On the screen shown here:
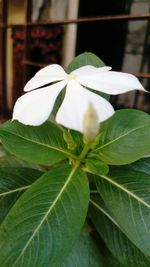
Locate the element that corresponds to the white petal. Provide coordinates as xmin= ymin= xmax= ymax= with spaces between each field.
xmin=56 ymin=80 xmax=114 ymax=133
xmin=77 ymin=70 xmax=145 ymax=95
xmin=35 ymin=64 xmax=66 ymax=77
xmin=13 ymin=80 xmax=67 ymax=126
xmin=72 ymin=65 xmax=112 ymax=77
xmin=24 ymin=64 xmax=66 ymax=92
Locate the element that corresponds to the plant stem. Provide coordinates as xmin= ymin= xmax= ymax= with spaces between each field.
xmin=67 ymin=138 xmax=92 ymax=167
xmin=78 ymin=143 xmax=91 ymax=161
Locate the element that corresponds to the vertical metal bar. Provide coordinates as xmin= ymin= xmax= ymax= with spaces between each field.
xmin=23 ymin=0 xmax=32 ymax=84
xmin=0 ymin=0 xmax=8 ymax=117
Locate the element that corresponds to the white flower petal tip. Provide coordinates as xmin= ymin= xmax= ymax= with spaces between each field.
xmin=24 ymin=64 xmax=67 ymax=92
xmin=35 ymin=64 xmax=66 ymax=77
xmin=76 ymin=67 xmax=147 ymax=95
xmin=122 ymin=73 xmax=146 ymax=92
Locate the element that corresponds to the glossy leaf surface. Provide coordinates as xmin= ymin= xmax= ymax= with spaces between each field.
xmin=0 ymin=167 xmax=43 ymax=224
xmin=0 ymin=121 xmax=69 ymax=165
xmin=67 ymin=52 xmax=105 ymax=73
xmin=0 ymin=165 xmax=89 ymax=267
xmin=85 ymin=158 xmax=109 ymax=176
xmin=96 ymin=166 xmax=150 ymax=256
xmin=89 ymin=195 xmax=150 ymax=267
xmin=91 ymin=109 xmax=150 ymax=165
xmin=62 ymin=225 xmax=104 ymax=267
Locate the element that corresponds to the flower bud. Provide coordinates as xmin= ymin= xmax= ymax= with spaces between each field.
xmin=83 ymin=103 xmax=100 ymax=144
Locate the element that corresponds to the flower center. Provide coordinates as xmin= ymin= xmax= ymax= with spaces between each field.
xmin=66 ymin=73 xmax=76 ymax=81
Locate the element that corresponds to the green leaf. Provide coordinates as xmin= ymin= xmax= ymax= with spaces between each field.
xmin=89 ymin=195 xmax=150 ymax=267
xmin=95 ymin=166 xmax=150 ymax=256
xmin=0 ymin=165 xmax=89 ymax=267
xmin=0 ymin=143 xmax=45 ymax=170
xmin=0 ymin=120 xmax=72 ymax=165
xmin=129 ymin=157 xmax=150 ymax=175
xmin=70 ymin=129 xmax=84 ymax=153
xmin=61 ymin=225 xmax=104 ymax=267
xmin=91 ymin=109 xmax=150 ymax=165
xmin=66 ymin=52 xmax=105 ymax=73
xmin=102 ymin=248 xmax=125 ymax=267
xmin=84 ymin=158 xmax=109 ymax=176
xmin=0 ymin=167 xmax=43 ymax=224
xmin=86 ymin=227 xmax=124 ymax=267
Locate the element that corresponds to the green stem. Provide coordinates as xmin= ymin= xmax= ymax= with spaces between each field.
xmin=71 ymin=145 xmax=90 ymax=170
xmin=67 ymin=143 xmax=91 ymax=167
xmin=66 ymin=137 xmax=92 ymax=168
xmin=78 ymin=143 xmax=91 ymax=161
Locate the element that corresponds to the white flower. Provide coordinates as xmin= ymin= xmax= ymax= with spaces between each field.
xmin=12 ymin=64 xmax=145 ymax=133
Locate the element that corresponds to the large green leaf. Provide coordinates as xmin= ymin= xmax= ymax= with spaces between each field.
xmin=95 ymin=166 xmax=150 ymax=256
xmin=90 ymin=109 xmax=150 ymax=165
xmin=0 ymin=143 xmax=45 ymax=170
xmin=0 ymin=120 xmax=72 ymax=165
xmin=0 ymin=165 xmax=89 ymax=267
xmin=89 ymin=195 xmax=150 ymax=267
xmin=66 ymin=52 xmax=105 ymax=73
xmin=0 ymin=167 xmax=43 ymax=224
xmin=61 ymin=225 xmax=104 ymax=267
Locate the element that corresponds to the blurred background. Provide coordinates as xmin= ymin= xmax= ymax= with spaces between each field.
xmin=0 ymin=0 xmax=150 ymax=120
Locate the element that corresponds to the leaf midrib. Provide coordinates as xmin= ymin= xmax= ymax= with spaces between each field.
xmin=93 ymin=123 xmax=150 ymax=153
xmin=0 ymin=185 xmax=30 ymax=197
xmin=90 ymin=198 xmax=120 ymax=228
xmin=1 ymin=130 xmax=75 ymax=159
xmin=100 ymin=175 xmax=150 ymax=209
xmin=12 ymin=165 xmax=79 ymax=267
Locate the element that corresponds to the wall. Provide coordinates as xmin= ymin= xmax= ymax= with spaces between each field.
xmin=6 ymin=0 xmax=25 ymax=109
xmin=118 ymin=0 xmax=150 ymax=111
